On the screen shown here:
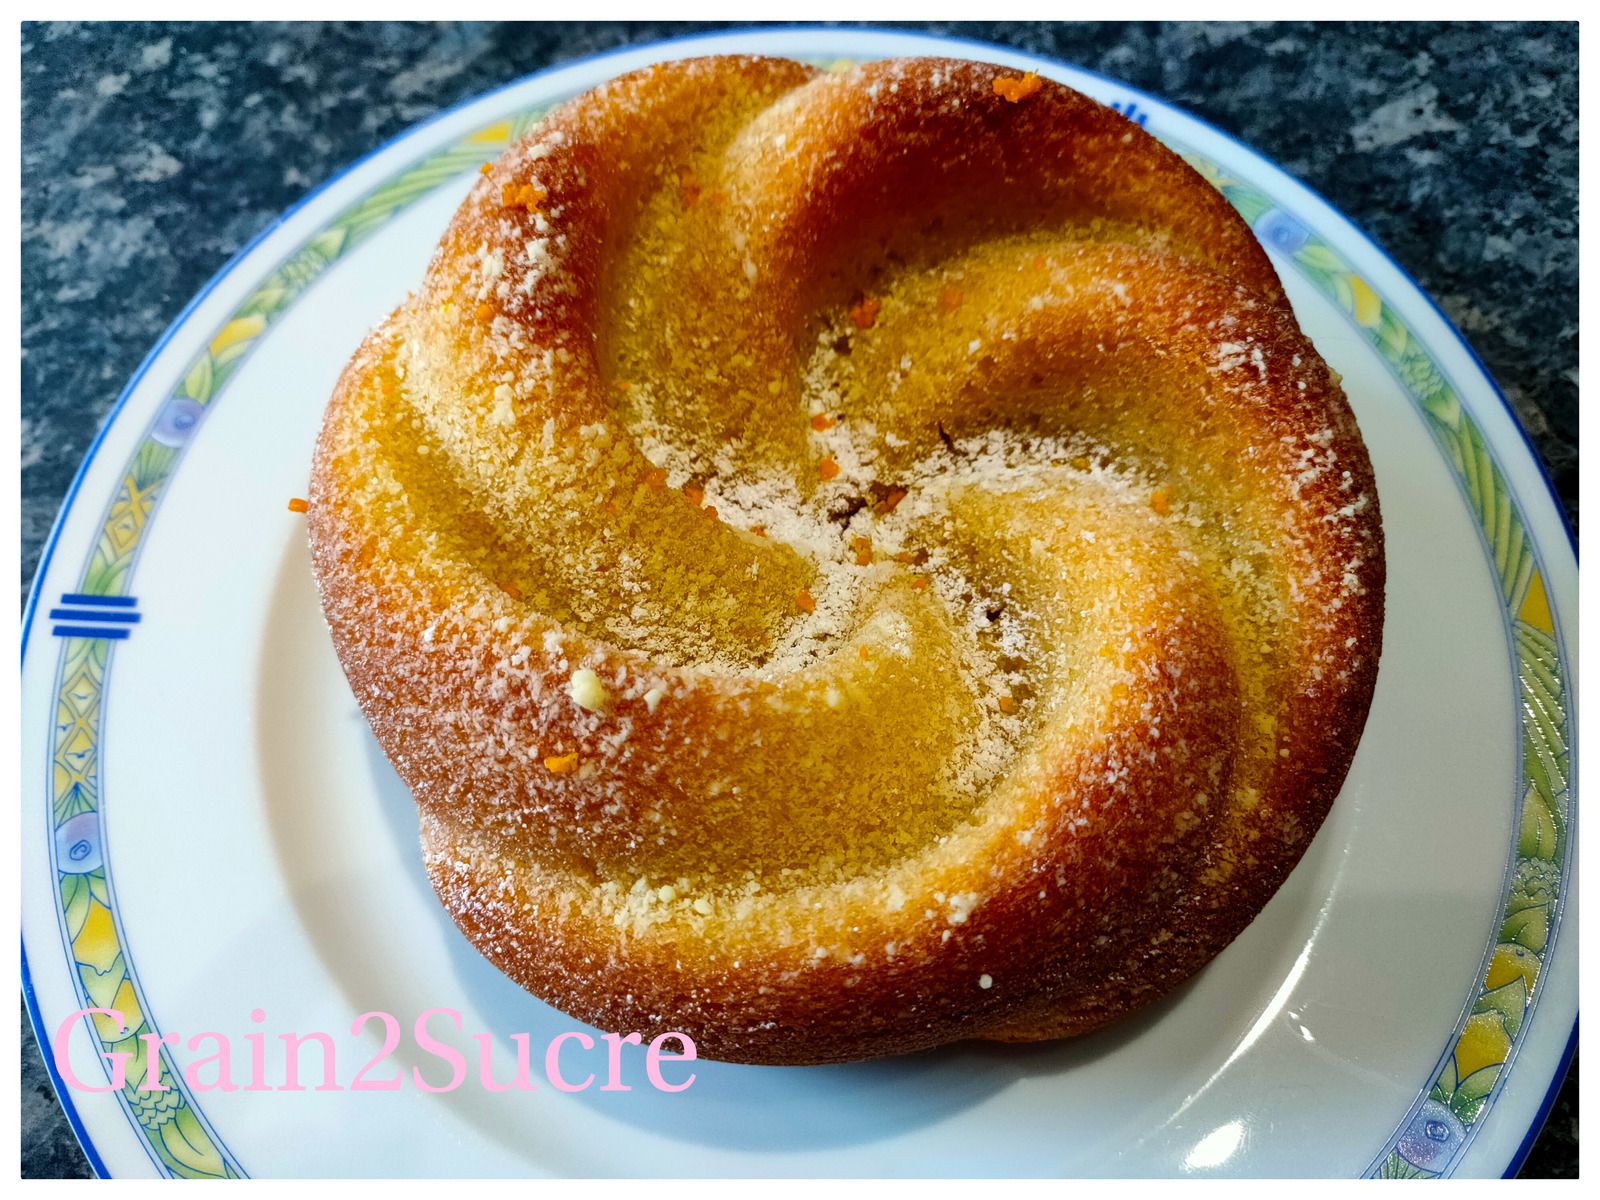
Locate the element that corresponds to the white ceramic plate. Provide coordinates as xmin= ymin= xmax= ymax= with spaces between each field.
xmin=21 ymin=29 xmax=1577 ymax=1178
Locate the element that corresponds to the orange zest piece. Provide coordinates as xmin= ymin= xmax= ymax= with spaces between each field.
xmin=500 ymin=181 xmax=548 ymax=212
xmin=479 ymin=162 xmax=492 ymax=176
xmin=701 ymin=505 xmax=719 ymax=522
xmin=683 ymin=485 xmax=705 ymax=506
xmin=848 ymin=296 xmax=882 ymax=329
xmin=893 ymin=549 xmax=924 ymax=565
xmin=938 ymin=285 xmax=964 ymax=313
xmin=850 ymin=535 xmax=874 ymax=566
xmin=498 ymin=580 xmax=524 ymax=601
xmin=1031 ymin=254 xmax=1048 ymax=272
xmin=873 ymin=486 xmax=908 ymax=516
xmin=810 ymin=412 xmax=836 ymax=432
xmin=475 ymin=302 xmax=494 ymax=324
xmin=751 ymin=524 xmax=767 ymax=538
xmin=286 ymin=497 xmax=309 ymax=514
xmin=1150 ymin=487 xmax=1171 ymax=515
xmin=796 ymin=587 xmax=817 ymax=614
xmin=998 ymin=694 xmax=1017 ymax=714
xmin=544 ymin=753 xmax=580 ymax=774
xmin=818 ymin=455 xmax=841 ymax=481
xmin=909 ymin=576 xmax=929 ymax=590
xmin=644 ymin=467 xmax=668 ymax=490
xmin=858 ymin=645 xmax=872 ymax=662
xmin=993 ymin=72 xmax=1043 ymax=103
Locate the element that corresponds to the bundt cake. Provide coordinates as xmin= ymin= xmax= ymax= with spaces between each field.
xmin=306 ymin=55 xmax=1384 ymax=1065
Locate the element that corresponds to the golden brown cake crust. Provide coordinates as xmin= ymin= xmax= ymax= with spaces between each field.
xmin=307 ymin=55 xmax=1384 ymax=1065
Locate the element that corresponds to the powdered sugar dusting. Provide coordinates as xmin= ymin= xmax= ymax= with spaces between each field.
xmin=307 ymin=53 xmax=1385 ymax=1065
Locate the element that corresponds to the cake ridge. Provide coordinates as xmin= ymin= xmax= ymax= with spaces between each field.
xmin=307 ymin=54 xmax=1384 ymax=1064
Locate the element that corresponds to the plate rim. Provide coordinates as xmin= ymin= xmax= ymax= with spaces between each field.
xmin=20 ymin=24 xmax=1577 ymax=1179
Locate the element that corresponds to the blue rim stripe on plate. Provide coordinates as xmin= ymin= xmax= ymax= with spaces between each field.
xmin=20 ymin=28 xmax=1576 ymax=1178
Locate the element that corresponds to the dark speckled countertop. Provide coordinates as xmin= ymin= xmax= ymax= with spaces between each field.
xmin=20 ymin=21 xmax=1576 ymax=1178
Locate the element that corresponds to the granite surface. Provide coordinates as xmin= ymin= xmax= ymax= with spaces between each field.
xmin=20 ymin=21 xmax=1576 ymax=1178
